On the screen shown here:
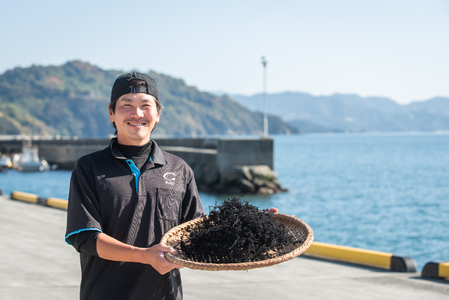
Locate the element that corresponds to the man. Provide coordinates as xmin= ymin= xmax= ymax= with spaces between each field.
xmin=65 ymin=72 xmax=205 ymax=300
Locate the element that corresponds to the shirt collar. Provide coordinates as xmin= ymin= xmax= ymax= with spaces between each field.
xmin=109 ymin=137 xmax=167 ymax=166
xmin=150 ymin=140 xmax=167 ymax=166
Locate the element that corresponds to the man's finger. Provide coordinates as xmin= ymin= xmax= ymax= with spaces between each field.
xmin=267 ymin=207 xmax=279 ymax=213
xmin=157 ymin=243 xmax=178 ymax=254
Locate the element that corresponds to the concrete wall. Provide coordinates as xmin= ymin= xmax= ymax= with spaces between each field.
xmin=154 ymin=138 xmax=219 ymax=149
xmin=0 ymin=137 xmax=276 ymax=193
xmin=0 ymin=137 xmax=273 ymax=173
xmin=216 ymin=139 xmax=273 ymax=176
xmin=39 ymin=143 xmax=109 ymax=169
xmin=0 ymin=138 xmax=110 ymax=169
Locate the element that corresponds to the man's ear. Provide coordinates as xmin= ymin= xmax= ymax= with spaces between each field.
xmin=108 ymin=105 xmax=115 ymax=122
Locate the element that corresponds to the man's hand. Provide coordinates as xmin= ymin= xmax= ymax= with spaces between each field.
xmin=96 ymin=233 xmax=183 ymax=275
xmin=144 ymin=243 xmax=184 ymax=275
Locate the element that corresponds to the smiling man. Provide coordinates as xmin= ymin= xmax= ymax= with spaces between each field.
xmin=65 ymin=72 xmax=205 ymax=300
xmin=109 ymin=74 xmax=161 ymax=146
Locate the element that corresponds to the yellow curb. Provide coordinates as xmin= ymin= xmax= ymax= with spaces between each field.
xmin=46 ymin=197 xmax=68 ymax=210
xmin=439 ymin=262 xmax=449 ymax=278
xmin=305 ymin=241 xmax=392 ymax=269
xmin=10 ymin=191 xmax=39 ymax=204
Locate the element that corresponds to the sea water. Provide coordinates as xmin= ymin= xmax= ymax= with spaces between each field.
xmin=1 ymin=132 xmax=448 ymax=270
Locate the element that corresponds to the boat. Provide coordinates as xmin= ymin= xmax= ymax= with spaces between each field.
xmin=14 ymin=146 xmax=49 ymax=172
xmin=0 ymin=154 xmax=13 ymax=169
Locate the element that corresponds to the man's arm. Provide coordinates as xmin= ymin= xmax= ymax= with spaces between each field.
xmin=68 ymin=230 xmax=100 ymax=256
xmin=96 ymin=233 xmax=183 ymax=275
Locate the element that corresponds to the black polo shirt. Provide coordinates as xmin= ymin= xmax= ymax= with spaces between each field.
xmin=65 ymin=138 xmax=205 ymax=300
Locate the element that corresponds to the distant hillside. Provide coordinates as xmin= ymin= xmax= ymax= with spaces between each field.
xmin=231 ymin=92 xmax=449 ymax=133
xmin=404 ymin=97 xmax=449 ymax=116
xmin=0 ymin=61 xmax=298 ymax=137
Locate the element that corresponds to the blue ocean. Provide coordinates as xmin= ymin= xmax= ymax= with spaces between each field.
xmin=1 ymin=132 xmax=448 ymax=270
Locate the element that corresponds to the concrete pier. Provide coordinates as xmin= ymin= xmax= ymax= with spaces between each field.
xmin=1 ymin=195 xmax=448 ymax=300
xmin=0 ymin=137 xmax=283 ymax=194
xmin=0 ymin=137 xmax=273 ymax=171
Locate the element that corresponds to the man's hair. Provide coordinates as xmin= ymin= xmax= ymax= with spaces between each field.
xmin=109 ymin=79 xmax=163 ymax=131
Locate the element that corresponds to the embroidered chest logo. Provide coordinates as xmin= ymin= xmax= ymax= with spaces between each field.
xmin=163 ymin=172 xmax=176 ymax=185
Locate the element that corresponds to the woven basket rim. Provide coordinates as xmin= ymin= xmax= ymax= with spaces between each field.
xmin=161 ymin=213 xmax=314 ymax=271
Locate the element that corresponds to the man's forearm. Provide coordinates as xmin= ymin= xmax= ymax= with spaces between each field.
xmin=96 ymin=233 xmax=147 ymax=263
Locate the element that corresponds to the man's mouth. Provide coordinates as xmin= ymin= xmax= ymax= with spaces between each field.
xmin=127 ymin=122 xmax=147 ymax=127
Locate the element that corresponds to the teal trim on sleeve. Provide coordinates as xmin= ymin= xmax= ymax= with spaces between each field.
xmin=126 ymin=159 xmax=141 ymax=194
xmin=65 ymin=228 xmax=102 ymax=245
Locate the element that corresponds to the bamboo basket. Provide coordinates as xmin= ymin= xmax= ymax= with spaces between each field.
xmin=161 ymin=213 xmax=314 ymax=271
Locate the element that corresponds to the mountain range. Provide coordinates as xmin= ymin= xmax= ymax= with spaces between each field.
xmin=0 ymin=61 xmax=297 ymax=137
xmin=231 ymin=92 xmax=449 ymax=133
xmin=1 ymin=60 xmax=447 ymax=137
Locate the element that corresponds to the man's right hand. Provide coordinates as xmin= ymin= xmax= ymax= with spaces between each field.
xmin=96 ymin=233 xmax=183 ymax=275
xmin=144 ymin=243 xmax=184 ymax=275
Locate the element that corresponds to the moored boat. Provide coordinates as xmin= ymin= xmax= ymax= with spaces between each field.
xmin=14 ymin=146 xmax=49 ymax=172
xmin=0 ymin=154 xmax=13 ymax=169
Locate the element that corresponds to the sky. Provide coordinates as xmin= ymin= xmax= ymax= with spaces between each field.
xmin=1 ymin=0 xmax=448 ymax=104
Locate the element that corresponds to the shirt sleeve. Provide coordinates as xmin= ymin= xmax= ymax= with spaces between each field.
xmin=68 ymin=230 xmax=100 ymax=256
xmin=180 ymin=168 xmax=206 ymax=223
xmin=65 ymin=157 xmax=104 ymax=244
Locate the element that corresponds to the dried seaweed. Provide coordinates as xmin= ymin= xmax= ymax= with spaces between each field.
xmin=179 ymin=197 xmax=298 ymax=263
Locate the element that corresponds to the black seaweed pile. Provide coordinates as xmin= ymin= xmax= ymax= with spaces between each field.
xmin=180 ymin=197 xmax=298 ymax=263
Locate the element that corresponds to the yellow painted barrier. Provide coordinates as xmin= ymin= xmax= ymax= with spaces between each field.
xmin=10 ymin=191 xmax=68 ymax=210
xmin=439 ymin=262 xmax=449 ymax=278
xmin=422 ymin=261 xmax=449 ymax=279
xmin=305 ymin=241 xmax=416 ymax=272
xmin=46 ymin=198 xmax=68 ymax=210
xmin=10 ymin=191 xmax=39 ymax=204
xmin=305 ymin=241 xmax=391 ymax=269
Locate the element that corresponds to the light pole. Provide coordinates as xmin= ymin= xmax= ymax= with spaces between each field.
xmin=261 ymin=56 xmax=268 ymax=138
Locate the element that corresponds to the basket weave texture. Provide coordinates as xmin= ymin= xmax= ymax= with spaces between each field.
xmin=161 ymin=213 xmax=314 ymax=271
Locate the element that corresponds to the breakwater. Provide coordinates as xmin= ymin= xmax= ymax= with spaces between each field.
xmin=0 ymin=136 xmax=285 ymax=194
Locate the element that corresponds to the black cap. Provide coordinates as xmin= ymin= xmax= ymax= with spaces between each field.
xmin=111 ymin=72 xmax=159 ymax=103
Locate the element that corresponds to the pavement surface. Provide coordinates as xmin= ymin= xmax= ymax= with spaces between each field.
xmin=1 ymin=195 xmax=448 ymax=300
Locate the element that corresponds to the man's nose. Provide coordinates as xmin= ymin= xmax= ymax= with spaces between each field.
xmin=132 ymin=107 xmax=144 ymax=117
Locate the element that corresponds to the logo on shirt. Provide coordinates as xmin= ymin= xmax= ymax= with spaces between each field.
xmin=163 ymin=172 xmax=176 ymax=185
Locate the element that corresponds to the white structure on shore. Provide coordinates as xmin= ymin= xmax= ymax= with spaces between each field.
xmin=14 ymin=146 xmax=49 ymax=172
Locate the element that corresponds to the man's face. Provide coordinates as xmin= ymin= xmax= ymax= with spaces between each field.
xmin=109 ymin=93 xmax=160 ymax=146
